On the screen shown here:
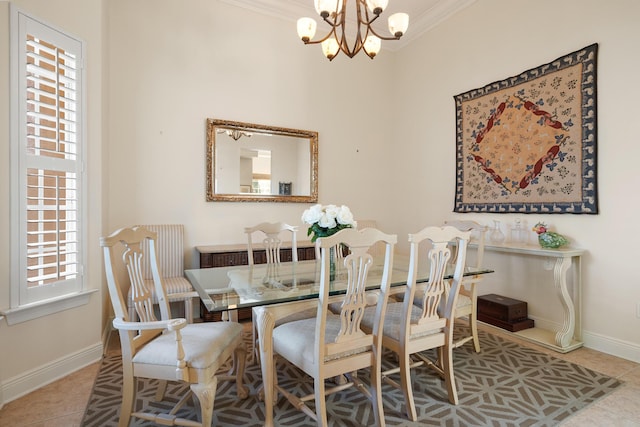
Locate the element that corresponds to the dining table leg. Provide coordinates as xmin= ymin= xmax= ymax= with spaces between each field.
xmin=254 ymin=306 xmax=276 ymax=427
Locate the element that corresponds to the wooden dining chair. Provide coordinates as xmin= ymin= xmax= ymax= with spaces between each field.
xmin=444 ymin=219 xmax=487 ymax=353
xmin=245 ymin=221 xmax=298 ymax=265
xmin=256 ymin=227 xmax=397 ymax=426
xmin=245 ymin=221 xmax=300 ymax=362
xmin=101 ymin=226 xmax=248 ymax=427
xmin=360 ymin=225 xmax=470 ymax=421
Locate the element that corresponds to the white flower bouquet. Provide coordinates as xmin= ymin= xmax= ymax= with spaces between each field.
xmin=301 ymin=204 xmax=357 ymax=243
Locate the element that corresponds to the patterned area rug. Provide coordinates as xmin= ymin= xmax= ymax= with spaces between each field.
xmin=82 ymin=329 xmax=621 ymax=426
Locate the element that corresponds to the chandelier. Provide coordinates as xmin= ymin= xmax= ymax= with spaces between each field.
xmin=217 ymin=128 xmax=253 ymax=141
xmin=296 ymin=0 xmax=409 ymax=60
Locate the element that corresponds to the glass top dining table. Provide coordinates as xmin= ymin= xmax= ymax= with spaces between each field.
xmin=185 ymin=255 xmax=493 ymax=427
xmin=184 ymin=255 xmax=494 ymax=313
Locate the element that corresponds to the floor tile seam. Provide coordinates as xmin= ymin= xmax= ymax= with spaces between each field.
xmin=19 ymin=410 xmax=85 ymax=425
xmin=581 ymin=393 xmax=640 ymax=420
xmin=614 ymin=381 xmax=640 ymax=394
xmin=620 ymin=364 xmax=640 ymax=377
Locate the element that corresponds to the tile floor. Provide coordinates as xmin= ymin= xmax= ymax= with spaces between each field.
xmin=1 ymin=323 xmax=639 ymax=427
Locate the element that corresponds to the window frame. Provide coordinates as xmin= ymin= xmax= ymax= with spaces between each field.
xmin=4 ymin=6 xmax=92 ymax=324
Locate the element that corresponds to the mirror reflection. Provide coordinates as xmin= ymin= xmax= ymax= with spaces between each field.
xmin=207 ymin=119 xmax=318 ymax=203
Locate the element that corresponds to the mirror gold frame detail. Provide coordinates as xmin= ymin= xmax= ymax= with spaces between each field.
xmin=206 ymin=119 xmax=318 ymax=203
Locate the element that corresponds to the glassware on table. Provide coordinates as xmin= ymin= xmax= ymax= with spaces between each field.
xmin=489 ymin=220 xmax=505 ymax=244
xmin=510 ymin=218 xmax=525 ymax=243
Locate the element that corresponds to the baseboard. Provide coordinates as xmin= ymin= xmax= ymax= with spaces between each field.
xmin=582 ymin=330 xmax=640 ymax=364
xmin=1 ymin=342 xmax=103 ymax=405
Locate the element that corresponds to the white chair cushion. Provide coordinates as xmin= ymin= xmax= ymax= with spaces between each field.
xmin=133 ymin=322 xmax=243 ymax=369
xmin=361 ymin=302 xmax=443 ymax=341
xmin=273 ymin=315 xmax=370 ymax=374
xmin=456 ymin=293 xmax=472 ymax=308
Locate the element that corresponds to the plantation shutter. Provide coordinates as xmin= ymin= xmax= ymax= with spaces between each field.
xmin=14 ymin=12 xmax=85 ymax=305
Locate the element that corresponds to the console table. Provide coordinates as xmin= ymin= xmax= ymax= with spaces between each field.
xmin=474 ymin=242 xmax=585 ymax=353
xmin=195 ymin=241 xmax=316 ymax=320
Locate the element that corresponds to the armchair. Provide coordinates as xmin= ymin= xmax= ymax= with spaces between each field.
xmin=101 ymin=226 xmax=248 ymax=427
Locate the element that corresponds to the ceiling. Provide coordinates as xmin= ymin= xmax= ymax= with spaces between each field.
xmin=221 ymin=0 xmax=477 ymax=51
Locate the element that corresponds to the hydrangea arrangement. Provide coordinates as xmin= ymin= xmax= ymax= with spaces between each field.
xmin=301 ymin=204 xmax=357 ymax=243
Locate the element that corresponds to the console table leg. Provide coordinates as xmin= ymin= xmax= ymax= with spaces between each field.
xmin=553 ymin=257 xmax=575 ymax=348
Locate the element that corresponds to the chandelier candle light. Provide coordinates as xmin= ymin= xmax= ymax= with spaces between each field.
xmin=297 ymin=0 xmax=409 ymax=60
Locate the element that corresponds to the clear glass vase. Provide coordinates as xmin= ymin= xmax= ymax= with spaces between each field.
xmin=489 ymin=220 xmax=505 ymax=244
xmin=510 ymin=218 xmax=525 ymax=243
xmin=329 ymin=246 xmax=336 ymax=281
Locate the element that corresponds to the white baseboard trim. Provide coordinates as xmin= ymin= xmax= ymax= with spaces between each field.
xmin=582 ymin=330 xmax=640 ymax=364
xmin=1 ymin=342 xmax=103 ymax=405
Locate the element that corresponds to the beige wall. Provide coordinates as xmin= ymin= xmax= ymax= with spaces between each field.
xmin=389 ymin=0 xmax=640 ymax=357
xmin=1 ymin=0 xmax=639 ymax=406
xmin=105 ymin=0 xmax=398 ymax=260
xmin=0 ymin=0 xmax=105 ymax=404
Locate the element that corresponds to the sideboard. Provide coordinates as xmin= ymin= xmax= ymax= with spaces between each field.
xmin=472 ymin=241 xmax=585 ymax=353
xmin=195 ymin=241 xmax=316 ymax=321
xmin=197 ymin=242 xmax=316 ymax=268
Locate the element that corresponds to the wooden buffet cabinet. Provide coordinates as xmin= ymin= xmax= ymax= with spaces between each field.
xmin=197 ymin=242 xmax=316 ymax=268
xmin=195 ymin=241 xmax=316 ymax=321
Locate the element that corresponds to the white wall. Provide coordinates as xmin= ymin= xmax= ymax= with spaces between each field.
xmin=106 ymin=0 xmax=398 ymax=265
xmin=0 ymin=0 xmax=105 ymax=404
xmin=104 ymin=0 xmax=640 ymax=360
xmin=2 ymin=0 xmax=639 ymax=408
xmin=389 ymin=0 xmax=640 ymax=358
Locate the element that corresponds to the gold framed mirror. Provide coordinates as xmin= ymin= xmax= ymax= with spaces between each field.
xmin=206 ymin=119 xmax=318 ymax=203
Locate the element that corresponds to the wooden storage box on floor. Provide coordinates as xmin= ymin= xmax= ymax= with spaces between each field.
xmin=477 ymin=293 xmax=534 ymax=332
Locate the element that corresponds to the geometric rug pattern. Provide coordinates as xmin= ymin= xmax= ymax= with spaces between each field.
xmin=82 ymin=329 xmax=622 ymax=426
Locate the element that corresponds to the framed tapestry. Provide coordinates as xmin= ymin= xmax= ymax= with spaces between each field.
xmin=453 ymin=43 xmax=598 ymax=214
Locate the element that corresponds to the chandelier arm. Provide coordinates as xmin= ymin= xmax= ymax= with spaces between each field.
xmin=366 ymin=26 xmax=402 ymax=41
xmin=336 ymin=22 xmax=368 ymax=58
xmin=303 ymin=28 xmax=339 ymax=45
xmin=359 ymin=2 xmax=381 ymax=27
xmin=338 ymin=35 xmax=364 ymax=58
xmin=322 ymin=14 xmax=339 ymax=28
xmin=337 ymin=0 xmax=367 ymax=58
